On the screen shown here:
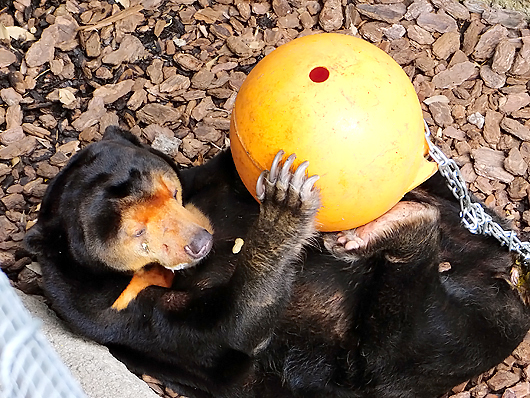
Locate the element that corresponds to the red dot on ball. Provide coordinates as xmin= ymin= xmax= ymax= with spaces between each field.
xmin=309 ymin=67 xmax=329 ymax=83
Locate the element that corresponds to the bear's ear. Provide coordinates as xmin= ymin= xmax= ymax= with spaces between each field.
xmin=24 ymin=224 xmax=44 ymax=255
xmin=102 ymin=126 xmax=142 ymax=147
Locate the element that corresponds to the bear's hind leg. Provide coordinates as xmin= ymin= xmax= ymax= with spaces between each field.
xmin=323 ymin=201 xmax=440 ymax=263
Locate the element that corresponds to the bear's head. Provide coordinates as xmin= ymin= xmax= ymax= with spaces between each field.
xmin=25 ymin=127 xmax=213 ymax=274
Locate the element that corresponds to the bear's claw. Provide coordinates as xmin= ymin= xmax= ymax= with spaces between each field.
xmin=256 ymin=151 xmax=319 ymax=213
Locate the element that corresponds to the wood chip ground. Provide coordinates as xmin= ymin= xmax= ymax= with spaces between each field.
xmin=0 ymin=0 xmax=530 ymax=397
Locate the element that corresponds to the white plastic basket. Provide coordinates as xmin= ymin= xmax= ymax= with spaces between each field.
xmin=0 ymin=269 xmax=87 ymax=398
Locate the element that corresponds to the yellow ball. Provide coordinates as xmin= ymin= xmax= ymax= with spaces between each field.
xmin=230 ymin=33 xmax=437 ymax=232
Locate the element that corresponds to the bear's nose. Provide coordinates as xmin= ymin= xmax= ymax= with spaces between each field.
xmin=185 ymin=229 xmax=213 ymax=259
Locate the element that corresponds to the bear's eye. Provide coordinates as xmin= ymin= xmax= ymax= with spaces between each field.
xmin=134 ymin=228 xmax=146 ymax=237
xmin=173 ymin=189 xmax=178 ymax=199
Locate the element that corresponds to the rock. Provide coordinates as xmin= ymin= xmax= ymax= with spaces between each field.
xmin=46 ymin=15 xmax=79 ymax=50
xmin=127 ymin=89 xmax=147 ymax=111
xmin=356 ymin=3 xmax=406 ymax=24
xmin=136 ymin=103 xmax=183 ymax=126
xmin=500 ymin=93 xmax=530 ymax=114
xmin=147 ymin=58 xmax=164 ymax=85
xmin=0 ymin=251 xmax=15 ymax=268
xmin=511 ymin=37 xmax=530 ymax=77
xmin=487 ymin=370 xmax=520 ymax=391
xmin=452 ymin=392 xmax=470 ymax=398
xmin=360 ymin=21 xmax=390 ymax=43
xmin=174 ymin=53 xmax=203 ymax=71
xmin=25 ymin=15 xmax=79 ymax=68
xmin=72 ymin=97 xmax=106 ymax=131
xmin=504 ymin=382 xmax=530 ymax=398
xmin=431 ymin=61 xmax=477 ymax=89
xmin=193 ymin=124 xmax=222 ymax=142
xmin=251 ymin=2 xmax=270 ymax=14
xmin=492 ymin=40 xmax=517 ymax=74
xmin=160 ymin=75 xmax=191 ymax=94
xmin=193 ymin=8 xmax=220 ymax=24
xmin=0 ymin=136 xmax=37 ymax=160
xmin=0 ymin=127 xmax=25 ymax=145
xmin=483 ymin=109 xmax=503 ymax=145
xmin=473 ymin=24 xmax=509 ymax=61
xmin=514 ymin=340 xmax=530 ymax=365
xmin=460 ymin=162 xmax=477 ymax=184
xmin=277 ymin=14 xmax=300 ymax=29
xmin=431 ymin=0 xmax=470 ymax=21
xmin=415 ymin=55 xmax=437 ymax=72
xmin=1 ymin=193 xmax=25 ymax=211
xmin=0 ymin=47 xmax=17 ymax=68
xmin=6 ymin=105 xmax=23 ymax=130
xmin=235 ymin=0 xmax=251 ymax=20
xmin=481 ymin=8 xmax=527 ymax=30
xmin=451 ymin=104 xmax=466 ymax=120
xmin=467 ymin=112 xmax=485 ymax=129
xmin=16 ymin=267 xmax=40 ymax=295
xmin=344 ymin=4 xmax=361 ymax=30
xmin=142 ymin=124 xmax=172 ymax=142
xmin=92 ymin=80 xmax=135 ymax=104
xmin=0 ymin=88 xmax=23 ymax=107
xmin=181 ymin=136 xmax=207 ymax=159
xmin=406 ymin=25 xmax=434 ymax=45
xmin=24 ymin=32 xmax=55 ymax=68
xmin=471 ymin=147 xmax=514 ymax=184
xmin=192 ymin=96 xmax=215 ymax=121
xmin=0 ymin=164 xmax=10 ymax=178
xmin=405 ymin=0 xmax=433 ymax=20
xmin=272 ymin=0 xmax=291 ymax=17
xmin=462 ymin=19 xmax=485 ymax=56
xmin=432 ymin=31 xmax=460 ymax=60
xmin=382 ymin=24 xmax=406 ymax=40
xmin=192 ymin=69 xmax=215 ymax=90
xmin=203 ymin=116 xmax=230 ymax=130
xmin=226 ymin=36 xmax=252 ymax=57
xmin=474 ymin=176 xmax=494 ymax=195
xmin=508 ymin=177 xmax=529 ymax=200
xmin=36 ymin=161 xmax=60 ymax=179
xmin=505 ymin=148 xmax=527 ymax=176
xmin=23 ymin=178 xmax=46 ymax=197
xmin=429 ymin=102 xmax=453 ymax=127
xmin=0 ymin=216 xmax=18 ymax=242
xmin=443 ymin=126 xmax=466 ymax=140
xmin=416 ymin=12 xmax=458 ymax=33
xmin=151 ymin=134 xmax=182 ymax=158
xmin=480 ymin=65 xmax=506 ymax=89
xmin=319 ymin=0 xmax=343 ymax=32
xmin=102 ymin=35 xmax=147 ymax=65
xmin=306 ymin=1 xmax=321 ymax=15
xmin=501 ymin=117 xmax=530 ymax=141
xmin=84 ymin=31 xmax=101 ymax=58
xmin=22 ymin=124 xmax=51 ymax=139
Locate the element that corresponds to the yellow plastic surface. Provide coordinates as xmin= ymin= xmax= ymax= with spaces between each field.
xmin=230 ymin=33 xmax=438 ymax=232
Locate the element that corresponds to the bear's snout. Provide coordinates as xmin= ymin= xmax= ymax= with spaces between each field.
xmin=184 ymin=229 xmax=213 ymax=260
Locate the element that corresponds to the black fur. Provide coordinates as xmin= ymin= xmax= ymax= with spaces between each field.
xmin=25 ymin=127 xmax=530 ymax=398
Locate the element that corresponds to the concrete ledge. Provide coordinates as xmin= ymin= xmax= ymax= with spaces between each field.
xmin=16 ymin=290 xmax=159 ymax=398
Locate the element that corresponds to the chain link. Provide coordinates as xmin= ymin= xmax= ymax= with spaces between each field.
xmin=424 ymin=121 xmax=530 ymax=264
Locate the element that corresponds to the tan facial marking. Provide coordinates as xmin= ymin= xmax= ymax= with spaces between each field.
xmin=104 ymin=171 xmax=213 ymax=273
xmin=112 ymin=264 xmax=175 ymax=311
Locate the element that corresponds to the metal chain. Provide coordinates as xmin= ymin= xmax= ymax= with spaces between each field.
xmin=423 ymin=121 xmax=530 ymax=264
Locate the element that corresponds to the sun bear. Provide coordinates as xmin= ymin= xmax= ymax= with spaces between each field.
xmin=25 ymin=127 xmax=530 ymax=398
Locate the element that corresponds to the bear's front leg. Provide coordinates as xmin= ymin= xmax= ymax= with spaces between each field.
xmin=228 ymin=151 xmax=320 ymax=353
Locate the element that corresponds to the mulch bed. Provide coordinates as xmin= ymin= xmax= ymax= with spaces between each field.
xmin=0 ymin=0 xmax=530 ymax=397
